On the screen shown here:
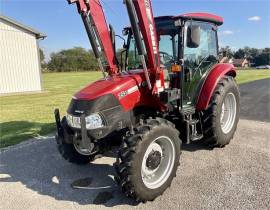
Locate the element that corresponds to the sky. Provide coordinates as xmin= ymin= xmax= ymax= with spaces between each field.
xmin=1 ymin=0 xmax=270 ymax=60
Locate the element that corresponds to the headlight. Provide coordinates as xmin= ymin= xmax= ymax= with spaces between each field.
xmin=66 ymin=113 xmax=104 ymax=130
xmin=85 ymin=113 xmax=104 ymax=129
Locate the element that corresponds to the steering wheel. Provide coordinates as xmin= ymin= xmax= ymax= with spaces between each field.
xmin=159 ymin=51 xmax=174 ymax=65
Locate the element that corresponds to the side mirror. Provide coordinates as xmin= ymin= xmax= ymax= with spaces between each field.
xmin=187 ymin=25 xmax=200 ymax=48
xmin=122 ymin=28 xmax=129 ymax=36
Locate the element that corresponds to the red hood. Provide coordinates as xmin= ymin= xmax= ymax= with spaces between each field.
xmin=74 ymin=72 xmax=144 ymax=100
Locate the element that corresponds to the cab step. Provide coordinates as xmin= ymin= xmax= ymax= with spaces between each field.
xmin=184 ymin=112 xmax=203 ymax=144
xmin=186 ymin=119 xmax=199 ymax=125
xmin=180 ymin=107 xmax=195 ymax=115
xmin=191 ymin=134 xmax=203 ymax=141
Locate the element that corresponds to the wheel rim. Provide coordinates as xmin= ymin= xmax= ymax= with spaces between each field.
xmin=73 ymin=138 xmax=92 ymax=156
xmin=220 ymin=92 xmax=237 ymax=134
xmin=141 ymin=136 xmax=175 ymax=189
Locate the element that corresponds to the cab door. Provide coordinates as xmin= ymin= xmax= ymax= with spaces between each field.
xmin=182 ymin=21 xmax=219 ymax=107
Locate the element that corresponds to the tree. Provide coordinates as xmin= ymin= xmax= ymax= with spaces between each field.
xmin=39 ymin=48 xmax=45 ymax=63
xmin=262 ymin=48 xmax=270 ymax=53
xmin=220 ymin=46 xmax=234 ymax=58
xmin=234 ymin=48 xmax=245 ymax=59
xmin=248 ymin=48 xmax=259 ymax=59
xmin=47 ymin=47 xmax=98 ymax=72
xmin=253 ymin=48 xmax=270 ymax=66
xmin=240 ymin=47 xmax=260 ymax=60
xmin=39 ymin=48 xmax=48 ymax=71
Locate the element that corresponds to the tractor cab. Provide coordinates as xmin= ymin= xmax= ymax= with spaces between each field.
xmin=123 ymin=13 xmax=222 ymax=107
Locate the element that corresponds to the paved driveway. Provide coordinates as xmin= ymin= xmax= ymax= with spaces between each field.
xmin=1 ymin=79 xmax=270 ymax=210
xmin=239 ymin=78 xmax=270 ymax=122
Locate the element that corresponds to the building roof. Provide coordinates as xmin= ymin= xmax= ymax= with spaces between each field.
xmin=220 ymin=57 xmax=230 ymax=63
xmin=0 ymin=15 xmax=46 ymax=39
xmin=233 ymin=59 xmax=248 ymax=65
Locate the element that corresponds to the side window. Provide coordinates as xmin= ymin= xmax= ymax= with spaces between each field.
xmin=184 ymin=21 xmax=218 ymax=80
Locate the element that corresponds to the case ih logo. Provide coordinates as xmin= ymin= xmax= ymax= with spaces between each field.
xmin=144 ymin=0 xmax=158 ymax=54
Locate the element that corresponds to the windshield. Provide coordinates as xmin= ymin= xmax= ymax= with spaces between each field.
xmin=159 ymin=34 xmax=179 ymax=69
xmin=127 ymin=36 xmax=142 ymax=69
xmin=126 ymin=17 xmax=180 ymax=71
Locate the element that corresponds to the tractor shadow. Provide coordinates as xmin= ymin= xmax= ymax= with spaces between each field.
xmin=181 ymin=140 xmax=213 ymax=152
xmin=0 ymin=137 xmax=138 ymax=207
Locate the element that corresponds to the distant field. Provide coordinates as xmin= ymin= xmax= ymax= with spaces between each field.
xmin=0 ymin=69 xmax=269 ymax=148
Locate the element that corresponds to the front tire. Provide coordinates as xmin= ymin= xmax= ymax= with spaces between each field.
xmin=202 ymin=76 xmax=240 ymax=147
xmin=114 ymin=118 xmax=181 ymax=202
xmin=56 ymin=117 xmax=97 ymax=165
xmin=57 ymin=141 xmax=95 ymax=165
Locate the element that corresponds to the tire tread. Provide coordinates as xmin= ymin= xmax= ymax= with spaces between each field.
xmin=114 ymin=117 xmax=181 ymax=202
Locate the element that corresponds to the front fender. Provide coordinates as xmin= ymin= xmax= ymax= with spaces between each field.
xmin=196 ymin=63 xmax=236 ymax=111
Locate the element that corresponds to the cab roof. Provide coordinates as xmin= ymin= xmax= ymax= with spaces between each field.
xmin=155 ymin=12 xmax=224 ymax=26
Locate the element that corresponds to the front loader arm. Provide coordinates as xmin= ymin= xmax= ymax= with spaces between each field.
xmin=125 ymin=0 xmax=161 ymax=89
xmin=132 ymin=0 xmax=160 ymax=71
xmin=68 ymin=0 xmax=118 ymax=76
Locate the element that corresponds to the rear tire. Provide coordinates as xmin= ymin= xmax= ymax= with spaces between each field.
xmin=202 ymin=76 xmax=240 ymax=147
xmin=114 ymin=118 xmax=181 ymax=202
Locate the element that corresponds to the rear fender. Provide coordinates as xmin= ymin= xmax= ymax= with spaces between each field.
xmin=196 ymin=63 xmax=236 ymax=111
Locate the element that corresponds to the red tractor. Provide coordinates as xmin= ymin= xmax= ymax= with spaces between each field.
xmin=55 ymin=0 xmax=240 ymax=202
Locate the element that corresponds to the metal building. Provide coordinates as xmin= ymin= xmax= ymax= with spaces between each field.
xmin=0 ymin=15 xmax=46 ymax=94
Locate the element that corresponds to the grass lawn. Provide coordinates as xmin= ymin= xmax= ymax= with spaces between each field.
xmin=0 ymin=69 xmax=269 ymax=148
xmin=236 ymin=69 xmax=270 ymax=84
xmin=0 ymin=72 xmax=102 ymax=148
